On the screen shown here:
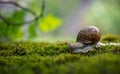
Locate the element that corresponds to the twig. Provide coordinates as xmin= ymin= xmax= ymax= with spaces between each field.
xmin=0 ymin=0 xmax=45 ymax=25
xmin=17 ymin=0 xmax=45 ymax=25
xmin=0 ymin=1 xmax=36 ymax=17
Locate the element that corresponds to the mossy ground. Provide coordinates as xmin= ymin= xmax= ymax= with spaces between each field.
xmin=0 ymin=35 xmax=120 ymax=74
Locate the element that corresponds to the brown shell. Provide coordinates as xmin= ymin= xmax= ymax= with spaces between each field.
xmin=76 ymin=26 xmax=101 ymax=45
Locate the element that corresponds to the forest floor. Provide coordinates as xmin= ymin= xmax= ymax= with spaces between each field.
xmin=0 ymin=35 xmax=120 ymax=74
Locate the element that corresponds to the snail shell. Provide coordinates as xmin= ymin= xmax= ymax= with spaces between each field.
xmin=76 ymin=26 xmax=101 ymax=45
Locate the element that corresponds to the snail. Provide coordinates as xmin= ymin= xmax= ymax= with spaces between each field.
xmin=68 ymin=26 xmax=103 ymax=53
xmin=76 ymin=26 xmax=101 ymax=45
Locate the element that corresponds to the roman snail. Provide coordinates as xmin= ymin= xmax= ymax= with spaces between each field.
xmin=76 ymin=26 xmax=101 ymax=45
xmin=68 ymin=26 xmax=104 ymax=53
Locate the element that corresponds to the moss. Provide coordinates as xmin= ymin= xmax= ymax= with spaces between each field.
xmin=0 ymin=35 xmax=120 ymax=74
xmin=101 ymin=34 xmax=120 ymax=42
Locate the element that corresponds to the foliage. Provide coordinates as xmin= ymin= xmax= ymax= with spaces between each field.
xmin=39 ymin=14 xmax=62 ymax=32
xmin=0 ymin=35 xmax=120 ymax=74
xmin=28 ymin=24 xmax=38 ymax=39
xmin=0 ymin=0 xmax=65 ymax=41
xmin=0 ymin=10 xmax=25 ymax=41
xmin=7 ymin=11 xmax=25 ymax=24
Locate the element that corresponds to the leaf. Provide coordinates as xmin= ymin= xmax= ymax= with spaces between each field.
xmin=0 ymin=22 xmax=7 ymax=36
xmin=6 ymin=11 xmax=25 ymax=24
xmin=28 ymin=24 xmax=38 ymax=38
xmin=39 ymin=14 xmax=62 ymax=32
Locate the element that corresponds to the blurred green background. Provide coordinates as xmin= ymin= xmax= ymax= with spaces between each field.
xmin=0 ymin=0 xmax=120 ymax=42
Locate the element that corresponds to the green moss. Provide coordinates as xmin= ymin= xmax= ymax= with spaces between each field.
xmin=0 ymin=35 xmax=120 ymax=74
xmin=101 ymin=34 xmax=120 ymax=42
